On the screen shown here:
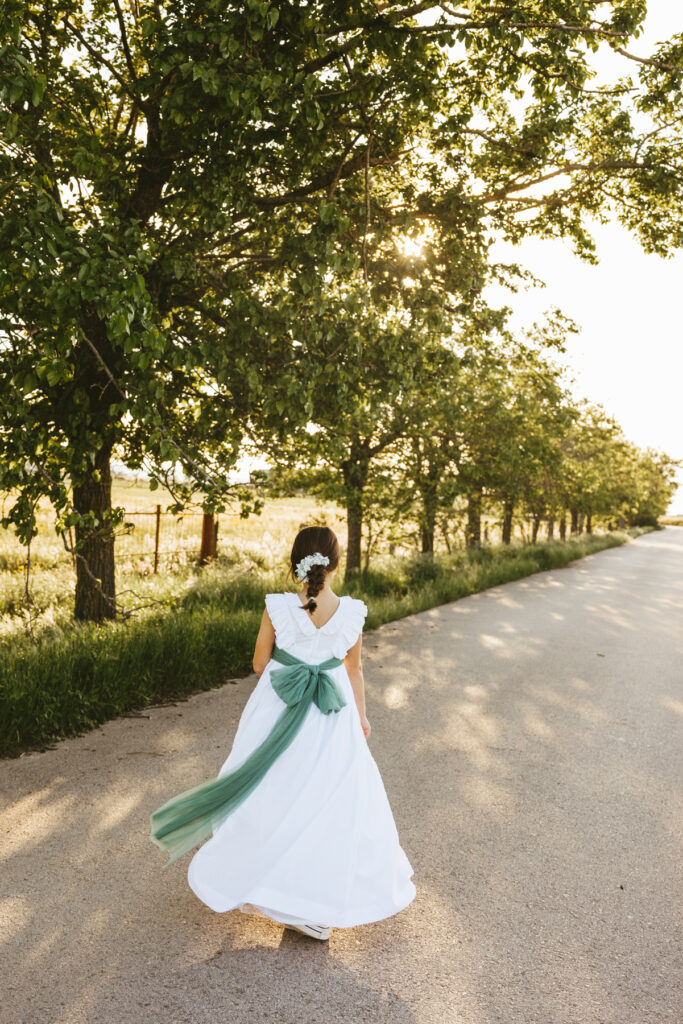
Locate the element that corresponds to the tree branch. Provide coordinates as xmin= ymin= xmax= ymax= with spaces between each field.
xmin=362 ymin=137 xmax=372 ymax=283
xmin=477 ymin=159 xmax=646 ymax=204
xmin=112 ymin=0 xmax=139 ymax=84
xmin=327 ymin=131 xmax=364 ymax=198
xmin=63 ymin=17 xmax=149 ymax=116
xmin=613 ymin=46 xmax=683 ymax=73
xmin=253 ymin=148 xmax=403 ymax=208
xmin=438 ymin=5 xmax=632 ymax=40
xmin=302 ymin=3 xmax=437 ymax=73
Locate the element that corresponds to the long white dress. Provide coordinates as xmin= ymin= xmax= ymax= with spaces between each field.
xmin=187 ymin=591 xmax=416 ymax=928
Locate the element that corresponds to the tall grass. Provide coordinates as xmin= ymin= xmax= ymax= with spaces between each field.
xmin=0 ymin=530 xmax=648 ymax=757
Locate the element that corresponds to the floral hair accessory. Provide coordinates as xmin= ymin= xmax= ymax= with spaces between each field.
xmin=294 ymin=551 xmax=330 ymax=581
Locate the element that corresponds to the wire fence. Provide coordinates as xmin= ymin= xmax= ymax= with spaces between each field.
xmin=59 ymin=508 xmax=226 ymax=573
xmin=118 ymin=508 xmax=227 ymax=572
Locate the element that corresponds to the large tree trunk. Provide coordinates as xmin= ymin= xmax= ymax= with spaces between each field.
xmin=586 ymin=511 xmax=593 ymax=534
xmin=501 ymin=497 xmax=514 ymax=545
xmin=559 ymin=514 xmax=567 ymax=540
xmin=547 ymin=517 xmax=555 ymax=540
xmin=345 ymin=500 xmax=363 ymax=579
xmin=466 ymin=489 xmax=482 ymax=548
xmin=342 ymin=442 xmax=370 ymax=580
xmin=420 ymin=472 xmax=439 ymax=557
xmin=414 ymin=439 xmax=438 ymax=558
xmin=570 ymin=508 xmax=579 ymax=534
xmin=421 ymin=524 xmax=435 ymax=556
xmin=73 ymin=444 xmax=116 ymax=621
xmin=531 ymin=514 xmax=540 ymax=544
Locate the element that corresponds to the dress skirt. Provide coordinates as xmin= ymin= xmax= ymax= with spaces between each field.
xmin=187 ymin=655 xmax=416 ymax=928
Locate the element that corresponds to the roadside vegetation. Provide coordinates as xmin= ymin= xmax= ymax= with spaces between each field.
xmin=1 ymin=527 xmax=651 ymax=758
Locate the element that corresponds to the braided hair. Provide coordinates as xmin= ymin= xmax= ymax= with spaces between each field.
xmin=290 ymin=526 xmax=340 ymax=613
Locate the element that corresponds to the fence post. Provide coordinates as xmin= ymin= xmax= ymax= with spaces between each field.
xmin=154 ymin=504 xmax=161 ymax=574
xmin=199 ymin=512 xmax=215 ymax=565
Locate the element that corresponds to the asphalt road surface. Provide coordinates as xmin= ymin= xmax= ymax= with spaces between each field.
xmin=2 ymin=529 xmax=681 ymax=1024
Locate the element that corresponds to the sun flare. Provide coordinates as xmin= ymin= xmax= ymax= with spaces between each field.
xmin=395 ymin=225 xmax=435 ymax=258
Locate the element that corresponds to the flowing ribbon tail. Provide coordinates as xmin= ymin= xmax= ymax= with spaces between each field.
xmin=150 ymin=698 xmax=310 ymax=867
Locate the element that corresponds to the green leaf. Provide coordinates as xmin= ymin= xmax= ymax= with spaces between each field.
xmin=31 ymin=74 xmax=47 ymax=106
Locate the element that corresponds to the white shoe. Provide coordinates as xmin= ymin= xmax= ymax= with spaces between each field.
xmin=286 ymin=921 xmax=332 ymax=941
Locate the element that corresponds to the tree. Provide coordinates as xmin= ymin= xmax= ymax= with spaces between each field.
xmin=391 ymin=343 xmax=464 ymax=557
xmin=626 ymin=448 xmax=679 ymax=526
xmin=492 ymin=339 xmax=574 ymax=544
xmin=253 ymin=280 xmax=457 ymax=578
xmin=2 ymin=1 xmax=682 ymax=617
xmin=559 ymin=405 xmax=626 ymax=532
xmin=0 ymin=1 xmax=454 ymax=616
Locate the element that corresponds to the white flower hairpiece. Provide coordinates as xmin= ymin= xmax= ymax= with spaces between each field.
xmin=294 ymin=551 xmax=330 ymax=581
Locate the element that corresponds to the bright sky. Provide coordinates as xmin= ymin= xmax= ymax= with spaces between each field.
xmin=486 ymin=3 xmax=683 ymax=513
xmin=488 ymin=227 xmax=683 ymax=512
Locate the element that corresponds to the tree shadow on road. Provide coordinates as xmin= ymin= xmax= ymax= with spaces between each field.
xmin=366 ymin=531 xmax=683 ymax=1023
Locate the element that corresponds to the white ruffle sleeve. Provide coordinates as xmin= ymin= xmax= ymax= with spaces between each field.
xmin=329 ymin=597 xmax=368 ymax=659
xmin=264 ymin=593 xmax=297 ymax=650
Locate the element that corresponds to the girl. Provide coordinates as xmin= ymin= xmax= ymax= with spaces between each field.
xmin=150 ymin=525 xmax=416 ymax=940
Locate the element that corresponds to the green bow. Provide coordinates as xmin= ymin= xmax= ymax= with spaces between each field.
xmin=270 ymin=646 xmax=347 ymax=715
xmin=150 ymin=646 xmax=346 ymax=866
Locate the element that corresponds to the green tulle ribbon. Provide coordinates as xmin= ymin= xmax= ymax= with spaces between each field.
xmin=149 ymin=645 xmax=346 ymax=867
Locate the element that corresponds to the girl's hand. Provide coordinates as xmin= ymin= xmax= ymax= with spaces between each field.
xmin=360 ymin=714 xmax=371 ymax=740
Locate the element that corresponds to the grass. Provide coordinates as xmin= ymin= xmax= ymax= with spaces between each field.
xmin=0 ymin=528 xmax=651 ymax=759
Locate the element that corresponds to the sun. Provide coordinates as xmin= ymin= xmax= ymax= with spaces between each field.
xmin=395 ymin=225 xmax=435 ymax=258
xmin=400 ymin=237 xmax=424 ymax=257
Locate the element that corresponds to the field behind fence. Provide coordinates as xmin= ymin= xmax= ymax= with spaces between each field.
xmin=0 ymin=477 xmax=348 ymax=575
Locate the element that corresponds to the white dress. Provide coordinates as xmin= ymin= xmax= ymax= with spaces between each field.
xmin=187 ymin=591 xmax=416 ymax=928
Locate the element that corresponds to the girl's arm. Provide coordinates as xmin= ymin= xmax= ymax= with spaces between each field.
xmin=252 ymin=608 xmax=275 ymax=676
xmin=344 ymin=634 xmax=371 ymax=740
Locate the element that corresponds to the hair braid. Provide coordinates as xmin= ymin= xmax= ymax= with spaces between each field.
xmin=300 ymin=561 xmax=327 ymax=612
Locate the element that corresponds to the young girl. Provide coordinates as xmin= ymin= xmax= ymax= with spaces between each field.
xmin=150 ymin=525 xmax=416 ymax=940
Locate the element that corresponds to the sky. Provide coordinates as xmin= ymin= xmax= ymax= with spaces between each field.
xmin=485 ymin=3 xmax=683 ymax=513
xmin=487 ymin=225 xmax=683 ymax=512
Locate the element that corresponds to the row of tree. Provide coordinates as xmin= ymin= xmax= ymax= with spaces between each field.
xmin=254 ymin=326 xmax=678 ymax=575
xmin=1 ymin=3 xmax=682 ymax=619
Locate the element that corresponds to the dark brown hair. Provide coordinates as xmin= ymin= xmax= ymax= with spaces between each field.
xmin=289 ymin=526 xmax=340 ymax=613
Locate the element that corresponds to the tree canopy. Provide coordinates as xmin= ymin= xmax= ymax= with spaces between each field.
xmin=1 ymin=1 xmax=681 ymax=615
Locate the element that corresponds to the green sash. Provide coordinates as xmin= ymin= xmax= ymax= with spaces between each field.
xmin=150 ymin=645 xmax=346 ymax=867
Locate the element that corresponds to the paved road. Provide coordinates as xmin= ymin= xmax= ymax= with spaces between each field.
xmin=2 ymin=529 xmax=682 ymax=1024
